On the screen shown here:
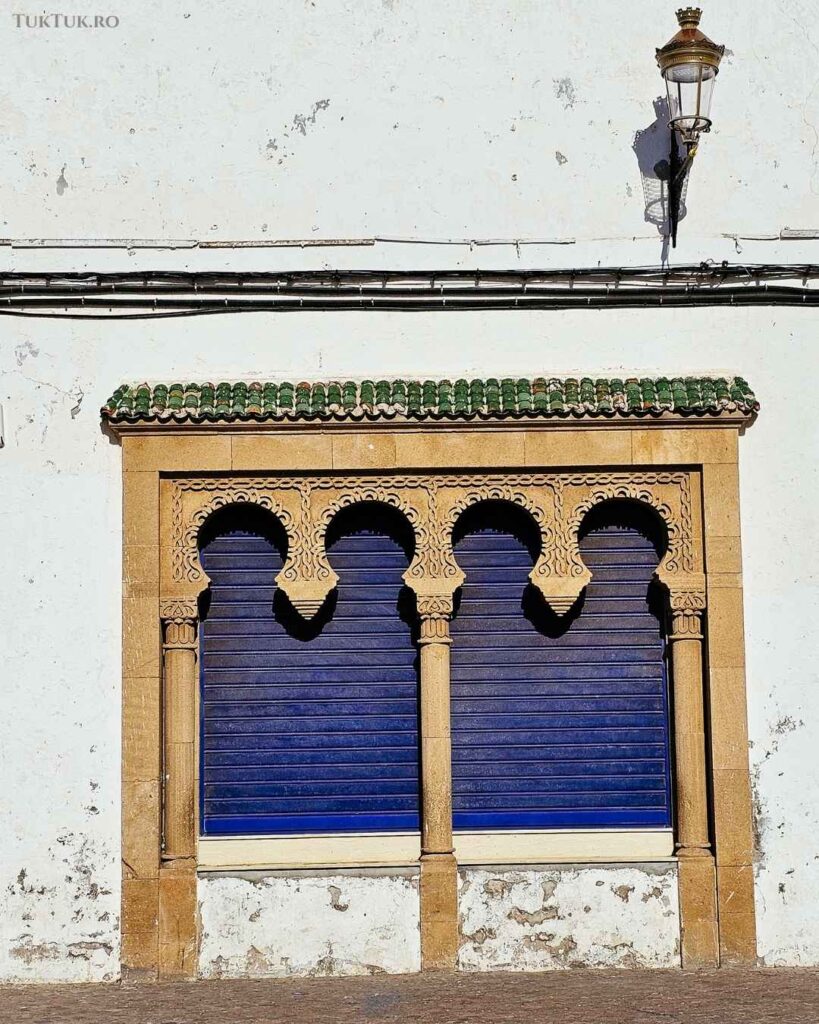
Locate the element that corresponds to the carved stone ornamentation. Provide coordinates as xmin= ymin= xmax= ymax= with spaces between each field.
xmin=160 ymin=598 xmax=198 ymax=649
xmin=168 ymin=470 xmax=699 ymax=622
xmin=440 ymin=482 xmax=554 ymax=606
xmin=171 ymin=479 xmax=296 ymax=586
xmin=666 ymin=576 xmax=707 ymax=640
xmin=160 ymin=597 xmax=198 ymax=621
xmin=290 ymin=482 xmax=428 ymax=618
xmin=417 ymin=593 xmax=454 ymax=645
xmin=670 ymin=608 xmax=704 ymax=640
xmin=274 ymin=481 xmax=339 ymax=617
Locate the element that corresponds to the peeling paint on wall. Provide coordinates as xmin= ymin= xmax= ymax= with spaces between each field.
xmin=0 ymin=832 xmax=119 ymax=983
xmin=751 ymin=708 xmax=819 ymax=965
xmin=553 ymin=78 xmax=577 ymax=110
xmin=458 ymin=866 xmax=680 ymax=972
xmin=198 ymin=873 xmax=420 ymax=978
xmin=292 ymin=99 xmax=331 ymax=137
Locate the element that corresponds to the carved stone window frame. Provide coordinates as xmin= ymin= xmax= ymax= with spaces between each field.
xmin=117 ymin=418 xmax=755 ymax=978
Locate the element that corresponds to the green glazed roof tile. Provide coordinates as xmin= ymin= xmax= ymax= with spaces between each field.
xmin=101 ymin=376 xmax=759 ymax=423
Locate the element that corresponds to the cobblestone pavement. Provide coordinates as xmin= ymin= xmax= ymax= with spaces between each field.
xmin=3 ymin=969 xmax=819 ymax=1024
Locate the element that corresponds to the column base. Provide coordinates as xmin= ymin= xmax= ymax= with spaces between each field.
xmin=419 ymin=852 xmax=458 ymax=971
xmin=717 ymin=863 xmax=758 ymax=966
xmin=678 ymin=852 xmax=719 ymax=969
xmin=157 ymin=865 xmax=198 ymax=979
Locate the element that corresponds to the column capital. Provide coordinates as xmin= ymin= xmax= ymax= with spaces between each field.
xmin=160 ymin=598 xmax=198 ymax=649
xmin=668 ymin=583 xmax=706 ymax=641
xmin=417 ymin=594 xmax=453 ymax=645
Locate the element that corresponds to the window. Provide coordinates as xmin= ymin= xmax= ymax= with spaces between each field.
xmin=198 ymin=497 xmax=673 ymax=864
xmin=198 ymin=503 xmax=420 ymax=865
xmin=115 ymin=401 xmax=755 ymax=971
xmin=450 ymin=500 xmax=672 ymax=861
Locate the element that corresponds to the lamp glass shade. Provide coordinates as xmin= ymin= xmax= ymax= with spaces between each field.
xmin=663 ymin=61 xmax=717 ymax=135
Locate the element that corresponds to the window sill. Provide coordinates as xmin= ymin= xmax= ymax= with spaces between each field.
xmin=198 ymin=829 xmax=673 ymax=871
xmin=198 ymin=832 xmax=421 ymax=871
xmin=454 ymin=828 xmax=674 ymax=864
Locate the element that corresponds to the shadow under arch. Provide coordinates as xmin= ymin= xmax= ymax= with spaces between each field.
xmin=579 ymin=496 xmax=668 ymax=551
xmin=196 ymin=501 xmax=289 ymax=623
xmin=577 ymin=497 xmax=670 ymax=633
xmin=451 ymin=498 xmax=569 ymax=639
xmin=325 ymin=499 xmax=416 ymax=563
xmin=323 ymin=499 xmax=418 ymax=642
xmin=452 ymin=498 xmax=541 ymax=558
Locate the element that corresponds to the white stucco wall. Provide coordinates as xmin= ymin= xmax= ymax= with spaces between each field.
xmin=198 ymin=872 xmax=421 ymax=977
xmin=1 ymin=0 xmax=818 ymax=981
xmin=2 ymin=0 xmax=818 ymax=270
xmin=0 ymin=307 xmax=817 ymax=979
xmin=458 ymin=865 xmax=680 ymax=970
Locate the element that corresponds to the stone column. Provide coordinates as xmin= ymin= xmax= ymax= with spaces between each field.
xmin=669 ymin=589 xmax=719 ymax=968
xmin=417 ymin=595 xmax=458 ymax=971
xmin=158 ymin=599 xmax=199 ymax=978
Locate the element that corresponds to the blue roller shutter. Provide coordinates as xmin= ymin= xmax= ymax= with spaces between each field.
xmin=450 ymin=509 xmax=671 ymax=831
xmin=199 ymin=507 xmax=419 ymax=836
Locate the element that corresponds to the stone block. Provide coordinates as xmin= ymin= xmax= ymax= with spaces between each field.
xmin=122 ymin=678 xmax=161 ymax=782
xmin=124 ymin=434 xmax=231 ymax=472
xmin=717 ymin=864 xmax=757 ymax=965
xmin=707 ymin=535 xmax=743 ymax=574
xmin=123 ymin=594 xmax=161 ymax=678
xmin=420 ymin=855 xmax=458 ymax=970
xmin=394 ymin=431 xmax=525 ymax=468
xmin=703 ymin=463 xmax=741 ymax=537
xmin=525 ymin=429 xmax=632 ymax=467
xmin=332 ymin=432 xmax=397 ymax=469
xmin=123 ymin=471 xmax=159 ymax=548
xmin=632 ymin=428 xmax=738 ymax=465
xmin=706 ymin=588 xmax=746 ymax=669
xmin=122 ymin=780 xmax=161 ymax=879
xmin=123 ymin=878 xmax=159 ymax=934
xmin=708 ymin=668 xmax=751 ymax=770
xmin=713 ymin=769 xmax=755 ymax=866
xmin=232 ymin=433 xmax=333 ymax=471
xmin=159 ymin=871 xmax=198 ymax=978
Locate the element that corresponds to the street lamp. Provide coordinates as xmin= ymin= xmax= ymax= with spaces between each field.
xmin=656 ymin=7 xmax=725 ymax=246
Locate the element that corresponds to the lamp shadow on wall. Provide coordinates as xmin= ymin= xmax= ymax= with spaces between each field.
xmin=633 ymin=96 xmax=690 ymax=263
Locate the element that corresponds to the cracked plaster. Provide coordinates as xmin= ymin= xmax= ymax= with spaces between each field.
xmin=458 ymin=866 xmax=680 ymax=971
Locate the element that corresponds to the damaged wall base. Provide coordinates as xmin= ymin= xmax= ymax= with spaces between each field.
xmin=198 ymin=871 xmax=421 ymax=978
xmin=458 ymin=865 xmax=680 ymax=972
xmin=197 ymin=865 xmax=679 ymax=978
